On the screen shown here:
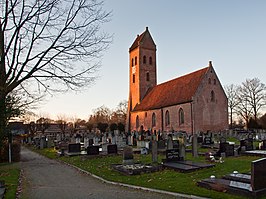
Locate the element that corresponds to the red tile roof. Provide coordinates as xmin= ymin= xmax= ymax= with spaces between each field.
xmin=133 ymin=67 xmax=209 ymax=111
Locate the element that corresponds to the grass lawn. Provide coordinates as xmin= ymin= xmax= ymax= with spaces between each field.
xmin=0 ymin=163 xmax=20 ymax=199
xmin=32 ymin=146 xmax=265 ymax=199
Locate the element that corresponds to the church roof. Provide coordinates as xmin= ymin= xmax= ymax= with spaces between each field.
xmin=133 ymin=66 xmax=209 ymax=111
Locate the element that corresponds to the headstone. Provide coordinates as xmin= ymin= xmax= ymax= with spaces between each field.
xmin=158 ymin=140 xmax=166 ymax=150
xmin=166 ymin=148 xmax=180 ymax=162
xmin=173 ymin=140 xmax=179 ymax=149
xmin=152 ymin=140 xmax=158 ymax=163
xmin=102 ymin=143 xmax=108 ymax=153
xmin=68 ymin=143 xmax=81 ymax=153
xmin=87 ymin=145 xmax=100 ymax=155
xmin=251 ymin=158 xmax=266 ymax=191
xmin=192 ymin=134 xmax=198 ymax=157
xmin=107 ymin=144 xmax=117 ymax=154
xmin=123 ymin=146 xmax=134 ymax=165
xmin=89 ymin=139 xmax=94 ymax=146
xmin=203 ymin=136 xmax=213 ymax=145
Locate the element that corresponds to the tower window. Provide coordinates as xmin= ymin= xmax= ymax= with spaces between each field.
xmin=208 ymin=78 xmax=211 ymax=84
xmin=179 ymin=108 xmax=184 ymax=125
xmin=133 ymin=74 xmax=135 ymax=83
xmin=146 ymin=72 xmax=150 ymax=81
xmin=135 ymin=56 xmax=137 ymax=65
xmin=214 ymin=79 xmax=216 ymax=85
xmin=149 ymin=56 xmax=152 ymax=65
xmin=211 ymin=90 xmax=215 ymax=102
xmin=131 ymin=58 xmax=134 ymax=66
xmin=152 ymin=113 xmax=156 ymax=127
xmin=165 ymin=110 xmax=170 ymax=126
xmin=143 ymin=56 xmax=146 ymax=64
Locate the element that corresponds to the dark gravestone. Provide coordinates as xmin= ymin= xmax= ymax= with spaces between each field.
xmin=152 ymin=140 xmax=158 ymax=163
xmin=225 ymin=144 xmax=234 ymax=156
xmin=157 ymin=140 xmax=165 ymax=149
xmin=0 ymin=180 xmax=5 ymax=199
xmin=87 ymin=145 xmax=99 ymax=155
xmin=251 ymin=158 xmax=266 ymax=191
xmin=107 ymin=144 xmax=118 ymax=154
xmin=166 ymin=148 xmax=180 ymax=162
xmin=197 ymin=136 xmax=203 ymax=143
xmin=203 ymin=136 xmax=213 ymax=145
xmin=240 ymin=139 xmax=253 ymax=151
xmin=68 ymin=143 xmax=81 ymax=153
xmin=123 ymin=146 xmax=134 ymax=165
xmin=88 ymin=139 xmax=94 ymax=146
xmin=220 ymin=137 xmax=226 ymax=144
xmin=173 ymin=140 xmax=179 ymax=149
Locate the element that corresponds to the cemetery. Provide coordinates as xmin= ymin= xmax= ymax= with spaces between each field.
xmin=19 ymin=128 xmax=266 ymax=199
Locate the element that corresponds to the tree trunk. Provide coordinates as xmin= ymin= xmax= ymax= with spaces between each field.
xmin=0 ymin=91 xmax=7 ymax=149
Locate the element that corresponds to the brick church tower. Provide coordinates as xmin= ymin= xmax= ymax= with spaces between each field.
xmin=126 ymin=27 xmax=157 ymax=132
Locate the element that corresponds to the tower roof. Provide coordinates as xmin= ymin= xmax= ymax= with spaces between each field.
xmin=129 ymin=27 xmax=155 ymax=51
xmin=133 ymin=66 xmax=210 ymax=111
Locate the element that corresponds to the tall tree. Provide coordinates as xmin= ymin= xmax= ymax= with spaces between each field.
xmin=0 ymin=0 xmax=111 ymax=147
xmin=241 ymin=78 xmax=266 ymax=125
xmin=224 ymin=84 xmax=239 ymax=129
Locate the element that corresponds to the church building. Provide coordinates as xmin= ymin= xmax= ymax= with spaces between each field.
xmin=126 ymin=27 xmax=228 ymax=135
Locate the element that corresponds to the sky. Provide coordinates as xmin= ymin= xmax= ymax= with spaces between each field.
xmin=37 ymin=0 xmax=266 ymax=120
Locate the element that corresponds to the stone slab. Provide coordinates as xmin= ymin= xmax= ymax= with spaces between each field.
xmin=162 ymin=162 xmax=199 ymax=172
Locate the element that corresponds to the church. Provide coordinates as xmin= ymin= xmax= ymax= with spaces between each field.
xmin=126 ymin=27 xmax=228 ymax=135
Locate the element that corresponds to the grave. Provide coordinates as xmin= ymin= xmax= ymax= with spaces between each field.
xmin=240 ymin=138 xmax=253 ymax=152
xmin=112 ymin=163 xmax=161 ymax=175
xmin=87 ymin=145 xmax=100 ymax=155
xmin=68 ymin=143 xmax=81 ymax=153
xmin=198 ymin=158 xmax=266 ymax=198
xmin=107 ymin=144 xmax=117 ymax=154
xmin=123 ymin=146 xmax=134 ymax=165
xmin=203 ymin=136 xmax=213 ymax=145
xmin=217 ymin=137 xmax=235 ymax=157
xmin=152 ymin=140 xmax=158 ymax=163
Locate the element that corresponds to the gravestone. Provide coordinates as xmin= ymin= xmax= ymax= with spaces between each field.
xmin=68 ymin=143 xmax=81 ymax=153
xmin=158 ymin=140 xmax=166 ymax=150
xmin=203 ymin=136 xmax=213 ymax=145
xmin=166 ymin=148 xmax=180 ymax=162
xmin=102 ymin=143 xmax=108 ymax=153
xmin=107 ymin=144 xmax=117 ymax=154
xmin=197 ymin=136 xmax=203 ymax=143
xmin=173 ymin=140 xmax=179 ymax=149
xmin=87 ymin=145 xmax=99 ymax=155
xmin=152 ymin=140 xmax=158 ymax=163
xmin=123 ymin=146 xmax=134 ymax=165
xmin=89 ymin=139 xmax=94 ymax=146
xmin=251 ymin=158 xmax=266 ymax=191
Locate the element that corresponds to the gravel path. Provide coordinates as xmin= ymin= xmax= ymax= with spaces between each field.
xmin=19 ymin=147 xmax=179 ymax=199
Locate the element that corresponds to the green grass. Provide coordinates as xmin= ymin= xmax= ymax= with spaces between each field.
xmin=0 ymin=163 xmax=20 ymax=199
xmin=32 ymin=146 xmax=266 ymax=199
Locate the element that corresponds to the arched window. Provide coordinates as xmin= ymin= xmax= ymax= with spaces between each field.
xmin=165 ymin=110 xmax=170 ymax=126
xmin=149 ymin=56 xmax=152 ymax=65
xmin=146 ymin=72 xmax=150 ymax=81
xmin=135 ymin=56 xmax=137 ymax=65
xmin=211 ymin=90 xmax=215 ymax=102
xmin=208 ymin=78 xmax=211 ymax=84
xmin=213 ymin=79 xmax=216 ymax=85
xmin=133 ymin=74 xmax=135 ymax=83
xmin=136 ymin=115 xmax=139 ymax=129
xmin=179 ymin=108 xmax=184 ymax=125
xmin=131 ymin=58 xmax=134 ymax=66
xmin=152 ymin=113 xmax=156 ymax=127
xmin=143 ymin=56 xmax=146 ymax=64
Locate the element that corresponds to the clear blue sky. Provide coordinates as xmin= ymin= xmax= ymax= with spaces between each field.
xmin=38 ymin=0 xmax=266 ymax=120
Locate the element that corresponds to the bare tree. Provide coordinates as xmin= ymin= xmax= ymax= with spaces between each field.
xmin=224 ymin=84 xmax=239 ymax=129
xmin=0 ymin=0 xmax=112 ymax=146
xmin=240 ymin=78 xmax=266 ymax=125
